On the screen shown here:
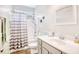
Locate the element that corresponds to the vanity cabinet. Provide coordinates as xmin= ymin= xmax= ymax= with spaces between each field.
xmin=38 ymin=39 xmax=63 ymax=54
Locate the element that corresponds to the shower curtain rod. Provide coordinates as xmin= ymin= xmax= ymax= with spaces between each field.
xmin=11 ymin=9 xmax=33 ymax=16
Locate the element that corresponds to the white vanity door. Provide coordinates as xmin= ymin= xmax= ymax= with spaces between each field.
xmin=38 ymin=46 xmax=41 ymax=54
xmin=42 ymin=47 xmax=49 ymax=54
xmin=38 ymin=42 xmax=41 ymax=54
xmin=42 ymin=41 xmax=61 ymax=54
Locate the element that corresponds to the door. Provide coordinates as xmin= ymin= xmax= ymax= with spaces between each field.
xmin=0 ymin=17 xmax=6 ymax=53
xmin=42 ymin=47 xmax=49 ymax=54
xmin=0 ymin=18 xmax=2 ymax=47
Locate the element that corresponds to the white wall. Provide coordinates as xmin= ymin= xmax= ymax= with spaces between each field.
xmin=35 ymin=5 xmax=79 ymax=40
xmin=35 ymin=5 xmax=51 ymax=35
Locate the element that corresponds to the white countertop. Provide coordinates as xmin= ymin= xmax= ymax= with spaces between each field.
xmin=37 ymin=35 xmax=79 ymax=54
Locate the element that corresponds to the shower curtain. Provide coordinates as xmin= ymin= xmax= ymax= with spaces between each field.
xmin=10 ymin=11 xmax=28 ymax=50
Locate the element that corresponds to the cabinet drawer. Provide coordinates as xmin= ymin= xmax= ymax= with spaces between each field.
xmin=38 ymin=39 xmax=42 ymax=45
xmin=42 ymin=41 xmax=61 ymax=54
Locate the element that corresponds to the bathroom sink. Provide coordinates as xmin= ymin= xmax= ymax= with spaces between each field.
xmin=48 ymin=36 xmax=67 ymax=45
xmin=51 ymin=37 xmax=79 ymax=47
xmin=49 ymin=36 xmax=64 ymax=41
xmin=49 ymin=36 xmax=77 ymax=46
xmin=38 ymin=35 xmax=77 ymax=46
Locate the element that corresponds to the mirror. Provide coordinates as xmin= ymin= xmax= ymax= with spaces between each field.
xmin=56 ymin=5 xmax=77 ymax=25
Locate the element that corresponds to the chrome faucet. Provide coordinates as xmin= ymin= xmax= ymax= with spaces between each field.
xmin=52 ymin=32 xmax=55 ymax=37
xmin=59 ymin=36 xmax=65 ymax=40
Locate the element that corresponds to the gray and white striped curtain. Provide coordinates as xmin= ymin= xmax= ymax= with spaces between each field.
xmin=10 ymin=11 xmax=28 ymax=50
